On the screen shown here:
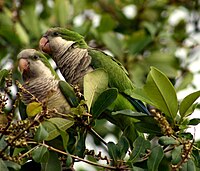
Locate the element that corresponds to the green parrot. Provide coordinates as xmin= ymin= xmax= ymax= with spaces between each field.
xmin=17 ymin=49 xmax=78 ymax=116
xmin=39 ymin=28 xmax=150 ymax=143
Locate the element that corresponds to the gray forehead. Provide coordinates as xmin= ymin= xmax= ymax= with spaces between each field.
xmin=17 ymin=49 xmax=37 ymax=59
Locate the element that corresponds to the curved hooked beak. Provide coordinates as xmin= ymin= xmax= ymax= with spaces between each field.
xmin=18 ymin=58 xmax=29 ymax=73
xmin=39 ymin=36 xmax=52 ymax=54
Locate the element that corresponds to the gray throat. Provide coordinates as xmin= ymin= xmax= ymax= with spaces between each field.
xmin=53 ymin=45 xmax=93 ymax=87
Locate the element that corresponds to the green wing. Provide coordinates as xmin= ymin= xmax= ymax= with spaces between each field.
xmin=88 ymin=49 xmax=134 ymax=92
xmin=88 ymin=49 xmax=150 ymax=115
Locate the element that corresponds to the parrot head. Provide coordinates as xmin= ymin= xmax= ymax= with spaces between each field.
xmin=39 ymin=27 xmax=88 ymax=55
xmin=18 ymin=49 xmax=57 ymax=81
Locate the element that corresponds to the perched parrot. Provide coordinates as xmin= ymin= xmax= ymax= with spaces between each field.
xmin=39 ymin=28 xmax=150 ymax=143
xmin=17 ymin=49 xmax=78 ymax=116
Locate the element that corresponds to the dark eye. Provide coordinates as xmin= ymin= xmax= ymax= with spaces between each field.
xmin=33 ymin=55 xmax=39 ymax=60
xmin=53 ymin=32 xmax=59 ymax=36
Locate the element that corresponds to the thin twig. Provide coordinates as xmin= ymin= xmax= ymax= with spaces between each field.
xmin=89 ymin=128 xmax=107 ymax=146
xmin=40 ymin=142 xmax=129 ymax=170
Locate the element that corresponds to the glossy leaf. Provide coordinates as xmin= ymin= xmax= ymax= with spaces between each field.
xmin=189 ymin=118 xmax=200 ymax=125
xmin=34 ymin=123 xmax=49 ymax=142
xmin=107 ymin=136 xmax=129 ymax=163
xmin=112 ymin=109 xmax=152 ymax=120
xmin=91 ymin=88 xmax=118 ymax=119
xmin=84 ymin=69 xmax=108 ymax=112
xmin=26 ymin=102 xmax=42 ymax=117
xmin=147 ymin=146 xmax=164 ymax=171
xmin=41 ymin=151 xmax=61 ymax=171
xmin=135 ymin=122 xmax=161 ymax=134
xmin=75 ymin=131 xmax=87 ymax=158
xmin=41 ymin=118 xmax=74 ymax=141
xmin=180 ymin=159 xmax=196 ymax=171
xmin=59 ymin=80 xmax=79 ymax=107
xmin=32 ymin=146 xmax=49 ymax=163
xmin=129 ymin=136 xmax=151 ymax=163
xmin=144 ymin=67 xmax=178 ymax=120
xmin=171 ymin=145 xmax=182 ymax=165
xmin=0 ymin=159 xmax=9 ymax=171
xmin=118 ymin=136 xmax=129 ymax=160
xmin=3 ymin=161 xmax=21 ymax=170
xmin=107 ymin=142 xmax=119 ymax=163
xmin=158 ymin=136 xmax=179 ymax=145
xmin=179 ymin=90 xmax=200 ymax=118
xmin=59 ymin=129 xmax=69 ymax=150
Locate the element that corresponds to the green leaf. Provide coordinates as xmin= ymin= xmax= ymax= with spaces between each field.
xmin=84 ymin=69 xmax=108 ymax=112
xmin=107 ymin=136 xmax=129 ymax=163
xmin=135 ymin=122 xmax=161 ymax=134
xmin=0 ymin=159 xmax=9 ymax=171
xmin=179 ymin=90 xmax=200 ymax=118
xmin=182 ymin=160 xmax=197 ymax=171
xmin=21 ymin=5 xmax=40 ymax=38
xmin=101 ymin=32 xmax=124 ymax=57
xmin=59 ymin=130 xmax=69 ymax=150
xmin=180 ymin=159 xmax=196 ymax=171
xmin=0 ymin=69 xmax=9 ymax=86
xmin=32 ymin=146 xmax=49 ymax=163
xmin=91 ymin=88 xmax=118 ymax=119
xmin=147 ymin=146 xmax=164 ymax=171
xmin=158 ymin=136 xmax=179 ymax=145
xmin=15 ymin=22 xmax=29 ymax=45
xmin=118 ymin=136 xmax=129 ymax=160
xmin=97 ymin=14 xmax=116 ymax=32
xmin=0 ymin=12 xmax=20 ymax=45
xmin=127 ymin=30 xmax=152 ymax=55
xmin=107 ymin=142 xmax=119 ymax=163
xmin=3 ymin=160 xmax=21 ymax=170
xmin=144 ymin=67 xmax=178 ymax=120
xmin=34 ymin=123 xmax=49 ymax=142
xmin=41 ymin=118 xmax=74 ymax=141
xmin=129 ymin=136 xmax=151 ymax=163
xmin=189 ymin=118 xmax=200 ymax=125
xmin=176 ymin=71 xmax=193 ymax=92
xmin=59 ymin=80 xmax=79 ymax=107
xmin=171 ymin=145 xmax=183 ymax=165
xmin=26 ymin=102 xmax=42 ymax=117
xmin=54 ymin=0 xmax=70 ymax=27
xmin=145 ymin=51 xmax=178 ymax=78
xmin=112 ymin=109 xmax=152 ymax=121
xmin=41 ymin=151 xmax=61 ymax=171
xmin=75 ymin=131 xmax=87 ymax=158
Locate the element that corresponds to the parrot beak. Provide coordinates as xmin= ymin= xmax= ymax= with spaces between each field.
xmin=39 ymin=37 xmax=52 ymax=54
xmin=18 ymin=58 xmax=29 ymax=73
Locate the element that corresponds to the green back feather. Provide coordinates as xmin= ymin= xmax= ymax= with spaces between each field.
xmin=51 ymin=27 xmax=88 ymax=48
xmin=88 ymin=49 xmax=135 ymax=92
xmin=36 ymin=51 xmax=59 ymax=80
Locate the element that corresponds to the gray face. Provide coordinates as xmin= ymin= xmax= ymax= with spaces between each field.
xmin=18 ymin=49 xmax=53 ymax=81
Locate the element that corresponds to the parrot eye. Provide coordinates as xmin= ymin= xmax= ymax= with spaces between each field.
xmin=33 ymin=55 xmax=39 ymax=60
xmin=53 ymin=32 xmax=59 ymax=36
